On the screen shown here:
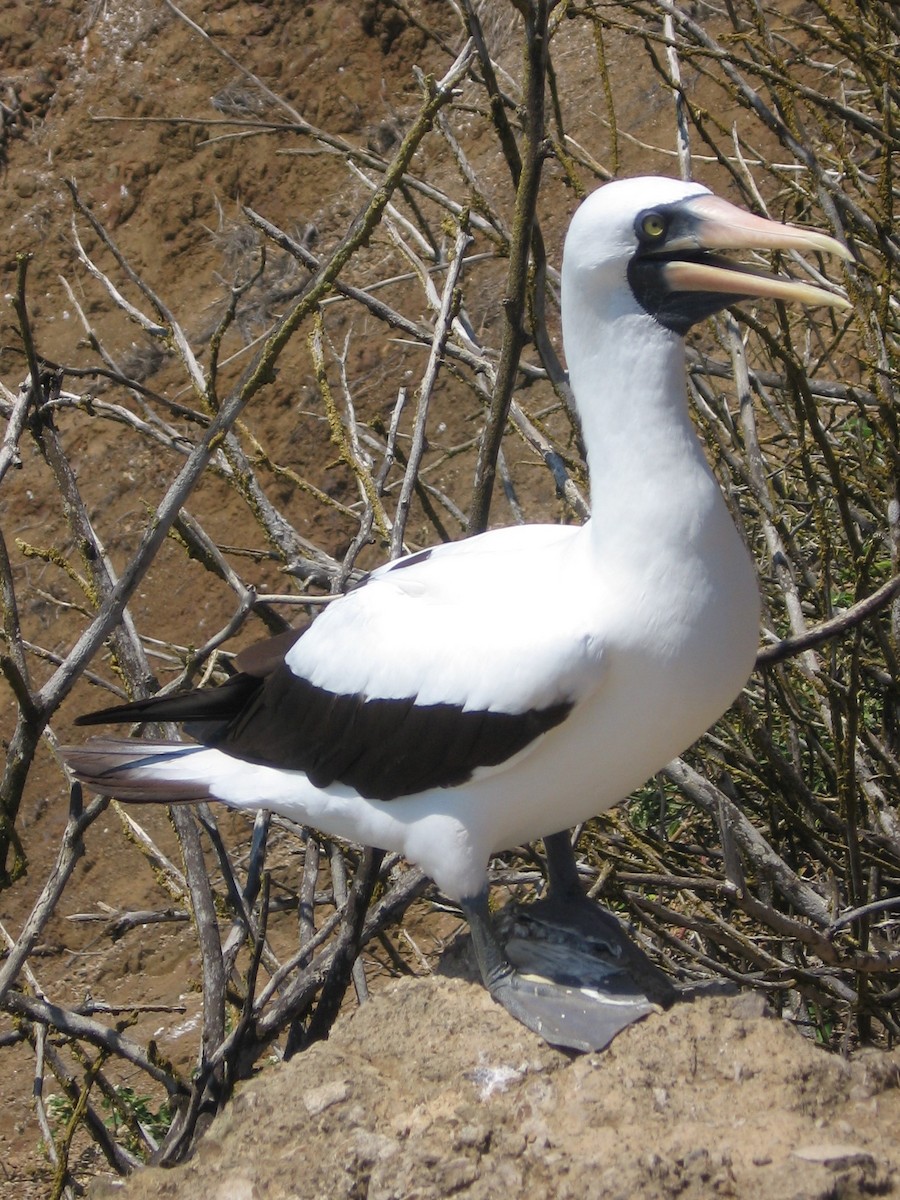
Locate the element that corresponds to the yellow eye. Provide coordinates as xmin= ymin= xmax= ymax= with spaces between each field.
xmin=640 ymin=212 xmax=667 ymax=240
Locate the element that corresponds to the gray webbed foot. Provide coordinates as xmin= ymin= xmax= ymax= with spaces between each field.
xmin=461 ymin=875 xmax=674 ymax=1053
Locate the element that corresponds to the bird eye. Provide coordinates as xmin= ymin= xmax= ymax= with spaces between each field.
xmin=638 ymin=211 xmax=667 ymax=241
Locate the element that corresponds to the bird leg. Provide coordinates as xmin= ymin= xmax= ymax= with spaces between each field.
xmin=542 ymin=828 xmax=584 ymax=899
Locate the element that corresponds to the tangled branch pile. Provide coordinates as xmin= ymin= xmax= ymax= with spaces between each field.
xmin=0 ymin=0 xmax=896 ymax=1190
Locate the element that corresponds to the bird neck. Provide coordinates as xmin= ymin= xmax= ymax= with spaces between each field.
xmin=565 ymin=308 xmax=722 ymax=556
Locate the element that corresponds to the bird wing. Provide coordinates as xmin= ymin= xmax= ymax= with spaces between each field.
xmin=216 ymin=525 xmax=602 ymax=800
xmin=74 ymin=526 xmax=605 ymax=802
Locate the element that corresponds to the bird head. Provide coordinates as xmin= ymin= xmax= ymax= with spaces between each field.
xmin=564 ymin=176 xmax=851 ymax=336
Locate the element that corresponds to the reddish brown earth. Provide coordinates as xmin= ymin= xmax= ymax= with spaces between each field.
xmin=1 ymin=3 xmax=898 ymax=1198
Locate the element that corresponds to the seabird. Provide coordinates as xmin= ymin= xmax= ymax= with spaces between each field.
xmin=64 ymin=176 xmax=851 ymax=1051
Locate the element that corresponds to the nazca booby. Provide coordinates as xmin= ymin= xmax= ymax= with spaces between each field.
xmin=65 ymin=176 xmax=851 ymax=1051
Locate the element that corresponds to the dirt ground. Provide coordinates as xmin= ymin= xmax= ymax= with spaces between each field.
xmin=1 ymin=2 xmax=896 ymax=1198
xmin=89 ymin=977 xmax=900 ymax=1200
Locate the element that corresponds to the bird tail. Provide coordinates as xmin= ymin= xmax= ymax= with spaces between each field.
xmin=63 ymin=739 xmax=214 ymax=802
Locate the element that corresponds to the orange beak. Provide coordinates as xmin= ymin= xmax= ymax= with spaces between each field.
xmin=657 ymin=194 xmax=851 ymax=311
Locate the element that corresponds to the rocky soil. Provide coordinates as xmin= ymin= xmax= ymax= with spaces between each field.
xmin=90 ymin=977 xmax=900 ymax=1200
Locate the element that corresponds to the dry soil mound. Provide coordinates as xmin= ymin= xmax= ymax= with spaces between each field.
xmin=90 ymin=977 xmax=899 ymax=1200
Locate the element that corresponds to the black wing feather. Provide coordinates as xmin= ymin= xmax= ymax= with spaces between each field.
xmin=211 ymin=664 xmax=573 ymax=800
xmin=74 ymin=671 xmax=261 ymax=731
xmin=75 ymin=630 xmax=574 ymax=802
